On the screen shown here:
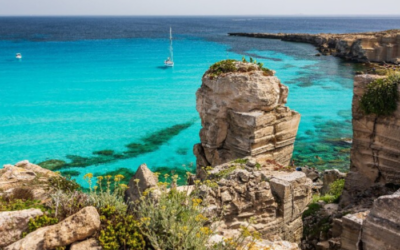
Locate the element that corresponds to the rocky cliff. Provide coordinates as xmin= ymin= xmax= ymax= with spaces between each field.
xmin=203 ymin=158 xmax=312 ymax=243
xmin=229 ymin=30 xmax=400 ymax=64
xmin=341 ymin=74 xmax=400 ymax=207
xmin=194 ymin=60 xmax=300 ymax=176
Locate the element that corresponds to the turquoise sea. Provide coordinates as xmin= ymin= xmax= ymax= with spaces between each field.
xmin=1 ymin=17 xmax=400 ymax=185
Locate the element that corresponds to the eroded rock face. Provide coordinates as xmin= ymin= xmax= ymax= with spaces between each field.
xmin=362 ymin=191 xmax=400 ymax=250
xmin=194 ymin=61 xmax=300 ymax=173
xmin=0 ymin=208 xmax=43 ymax=248
xmin=203 ymin=158 xmax=312 ymax=243
xmin=341 ymin=74 xmax=400 ymax=207
xmin=5 ymin=206 xmax=101 ymax=250
xmin=340 ymin=211 xmax=369 ymax=250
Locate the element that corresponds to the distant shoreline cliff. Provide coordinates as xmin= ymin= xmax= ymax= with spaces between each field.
xmin=229 ymin=29 xmax=400 ymax=64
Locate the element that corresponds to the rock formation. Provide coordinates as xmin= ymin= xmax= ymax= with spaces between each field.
xmin=229 ymin=29 xmax=400 ymax=64
xmin=0 ymin=208 xmax=44 ymax=247
xmin=125 ymin=163 xmax=159 ymax=204
xmin=0 ymin=160 xmax=58 ymax=201
xmin=202 ymin=158 xmax=312 ymax=243
xmin=5 ymin=206 xmax=101 ymax=250
xmin=194 ymin=61 xmax=300 ymax=176
xmin=341 ymin=74 xmax=400 ymax=207
xmin=126 ymin=158 xmax=312 ymax=245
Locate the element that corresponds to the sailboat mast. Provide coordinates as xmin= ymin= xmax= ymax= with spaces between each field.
xmin=169 ymin=27 xmax=173 ymax=62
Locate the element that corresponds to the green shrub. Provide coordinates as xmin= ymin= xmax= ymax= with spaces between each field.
xmin=135 ymin=187 xmax=212 ymax=250
xmin=0 ymin=197 xmax=47 ymax=212
xmin=23 ymin=215 xmax=58 ymax=237
xmin=98 ymin=206 xmax=145 ymax=250
xmin=329 ymin=179 xmax=345 ymax=200
xmin=360 ymin=74 xmax=400 ymax=116
xmin=84 ymin=174 xmax=128 ymax=214
xmin=208 ymin=59 xmax=237 ymax=77
xmin=303 ymin=203 xmax=321 ymax=218
xmin=233 ymin=158 xmax=248 ymax=164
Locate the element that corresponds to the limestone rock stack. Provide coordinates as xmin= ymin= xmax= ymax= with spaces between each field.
xmin=194 ymin=61 xmax=300 ymax=175
xmin=341 ymin=74 xmax=400 ymax=206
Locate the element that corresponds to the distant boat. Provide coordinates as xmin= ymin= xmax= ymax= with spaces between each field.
xmin=164 ymin=27 xmax=174 ymax=67
xmin=16 ymin=53 xmax=22 ymax=59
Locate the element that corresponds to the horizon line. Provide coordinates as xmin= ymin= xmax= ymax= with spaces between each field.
xmin=1 ymin=14 xmax=400 ymax=18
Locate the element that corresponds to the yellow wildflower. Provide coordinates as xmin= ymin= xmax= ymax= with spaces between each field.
xmin=83 ymin=173 xmax=93 ymax=180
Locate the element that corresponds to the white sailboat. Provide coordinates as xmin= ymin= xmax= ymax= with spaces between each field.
xmin=164 ymin=27 xmax=174 ymax=67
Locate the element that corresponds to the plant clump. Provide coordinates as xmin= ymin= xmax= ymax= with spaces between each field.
xmin=207 ymin=57 xmax=274 ymax=79
xmin=98 ymin=205 xmax=145 ymax=250
xmin=208 ymin=59 xmax=238 ymax=77
xmin=360 ymin=74 xmax=400 ymax=116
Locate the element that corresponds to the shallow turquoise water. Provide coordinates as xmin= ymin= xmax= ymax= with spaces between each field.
xmin=1 ymin=16 xmax=382 ymax=185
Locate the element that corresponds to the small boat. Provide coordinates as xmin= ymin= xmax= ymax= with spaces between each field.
xmin=16 ymin=53 xmax=22 ymax=59
xmin=164 ymin=28 xmax=174 ymax=67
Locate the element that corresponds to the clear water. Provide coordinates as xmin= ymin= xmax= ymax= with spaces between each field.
xmin=1 ymin=17 xmax=400 ymax=185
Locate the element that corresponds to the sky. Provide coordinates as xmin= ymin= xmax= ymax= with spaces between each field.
xmin=1 ymin=0 xmax=400 ymax=16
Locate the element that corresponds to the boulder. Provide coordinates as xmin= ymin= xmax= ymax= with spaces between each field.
xmin=0 ymin=160 xmax=58 ymax=201
xmin=5 ymin=227 xmax=48 ymax=250
xmin=125 ymin=163 xmax=159 ymax=204
xmin=5 ymin=206 xmax=101 ymax=250
xmin=70 ymin=238 xmax=102 ymax=250
xmin=0 ymin=208 xmax=43 ymax=247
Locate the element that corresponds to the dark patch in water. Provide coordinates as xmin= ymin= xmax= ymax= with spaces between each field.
xmin=60 ymin=170 xmax=80 ymax=177
xmin=176 ymin=147 xmax=188 ymax=155
xmin=93 ymin=150 xmax=115 ymax=156
xmin=38 ymin=121 xmax=195 ymax=171
xmin=337 ymin=110 xmax=351 ymax=119
xmin=243 ymin=52 xmax=282 ymax=62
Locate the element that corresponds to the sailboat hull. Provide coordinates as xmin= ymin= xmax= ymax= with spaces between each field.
xmin=164 ymin=61 xmax=174 ymax=67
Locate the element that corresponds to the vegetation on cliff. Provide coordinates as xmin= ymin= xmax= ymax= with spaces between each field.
xmin=207 ymin=58 xmax=273 ymax=78
xmin=360 ymin=74 xmax=400 ymax=116
xmin=1 ymin=169 xmax=266 ymax=250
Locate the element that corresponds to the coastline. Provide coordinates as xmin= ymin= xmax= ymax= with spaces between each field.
xmin=229 ymin=29 xmax=400 ymax=65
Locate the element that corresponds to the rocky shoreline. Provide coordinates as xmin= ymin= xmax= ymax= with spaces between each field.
xmin=1 ymin=60 xmax=400 ymax=250
xmin=229 ymin=30 xmax=400 ymax=64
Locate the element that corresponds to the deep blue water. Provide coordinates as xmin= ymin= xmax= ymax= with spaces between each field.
xmin=1 ymin=17 xmax=399 ymax=185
